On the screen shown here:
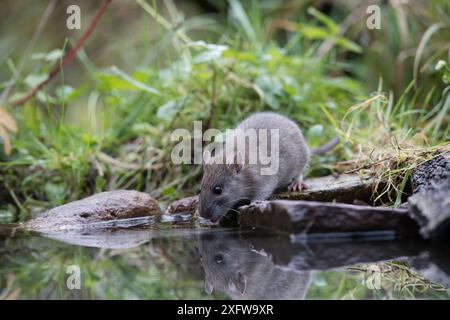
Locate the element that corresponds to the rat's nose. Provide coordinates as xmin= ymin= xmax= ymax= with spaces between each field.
xmin=199 ymin=207 xmax=211 ymax=219
xmin=198 ymin=201 xmax=210 ymax=218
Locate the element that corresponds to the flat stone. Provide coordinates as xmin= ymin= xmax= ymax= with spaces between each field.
xmin=272 ymin=174 xmax=376 ymax=204
xmin=25 ymin=190 xmax=161 ymax=232
xmin=165 ymin=195 xmax=198 ymax=216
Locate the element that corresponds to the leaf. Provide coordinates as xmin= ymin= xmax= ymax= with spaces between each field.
xmin=307 ymin=124 xmax=324 ymax=138
xmin=297 ymin=25 xmax=329 ymax=40
xmin=0 ymin=108 xmax=18 ymax=132
xmin=98 ymin=74 xmax=137 ymax=91
xmin=335 ymin=36 xmax=362 ymax=53
xmin=55 ymin=85 xmax=76 ymax=101
xmin=157 ymin=100 xmax=184 ymax=121
xmin=307 ymin=7 xmax=338 ymax=34
xmin=161 ymin=187 xmax=176 ymax=197
xmin=414 ymin=23 xmax=445 ymax=84
xmin=109 ymin=66 xmax=160 ymax=95
xmin=44 ymin=182 xmax=67 ymax=205
xmin=24 ymin=73 xmax=49 ymax=88
xmin=228 ymin=0 xmax=256 ymax=41
xmin=44 ymin=49 xmax=64 ymax=62
xmin=193 ymin=50 xmax=222 ymax=64
xmin=32 ymin=49 xmax=64 ymax=62
xmin=435 ymin=60 xmax=450 ymax=84
xmin=297 ymin=25 xmax=362 ymax=53
xmin=223 ymin=49 xmax=256 ymax=62
xmin=255 ymin=75 xmax=283 ymax=109
xmin=36 ymin=91 xmax=56 ymax=104
xmin=190 ymin=41 xmax=228 ymax=64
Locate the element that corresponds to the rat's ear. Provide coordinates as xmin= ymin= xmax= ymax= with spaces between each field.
xmin=203 ymin=149 xmax=212 ymax=164
xmin=204 ymin=279 xmax=214 ymax=294
xmin=227 ymin=162 xmax=243 ymax=174
xmin=203 ymin=140 xmax=225 ymax=165
xmin=227 ymin=151 xmax=244 ymax=174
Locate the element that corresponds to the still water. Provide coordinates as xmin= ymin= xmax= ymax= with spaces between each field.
xmin=0 ymin=226 xmax=449 ymax=299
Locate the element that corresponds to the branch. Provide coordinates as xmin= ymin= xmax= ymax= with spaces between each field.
xmin=0 ymin=0 xmax=57 ymax=105
xmin=10 ymin=0 xmax=112 ymax=108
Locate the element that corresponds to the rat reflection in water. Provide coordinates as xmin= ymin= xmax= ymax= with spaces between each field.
xmin=197 ymin=233 xmax=311 ymax=300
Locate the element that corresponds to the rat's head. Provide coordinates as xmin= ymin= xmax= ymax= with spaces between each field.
xmin=198 ymin=233 xmax=249 ymax=296
xmin=199 ymin=162 xmax=252 ymax=223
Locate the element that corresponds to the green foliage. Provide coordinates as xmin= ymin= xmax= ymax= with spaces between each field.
xmin=0 ymin=0 xmax=448 ymax=216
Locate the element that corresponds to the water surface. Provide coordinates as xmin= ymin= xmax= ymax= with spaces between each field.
xmin=0 ymin=226 xmax=449 ymax=300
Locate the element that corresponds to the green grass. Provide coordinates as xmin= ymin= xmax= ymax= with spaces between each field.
xmin=0 ymin=0 xmax=449 ymax=220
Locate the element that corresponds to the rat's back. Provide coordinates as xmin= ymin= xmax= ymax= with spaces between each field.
xmin=235 ymin=112 xmax=310 ymax=191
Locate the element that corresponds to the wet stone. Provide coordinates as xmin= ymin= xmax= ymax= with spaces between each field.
xmin=24 ymin=190 xmax=161 ymax=232
xmin=165 ymin=195 xmax=198 ymax=216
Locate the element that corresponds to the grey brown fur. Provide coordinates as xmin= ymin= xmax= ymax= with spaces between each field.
xmin=199 ymin=112 xmax=311 ymax=222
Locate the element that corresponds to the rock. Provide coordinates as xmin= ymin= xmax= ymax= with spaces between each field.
xmin=407 ymin=152 xmax=450 ymax=241
xmin=25 ymin=190 xmax=161 ymax=232
xmin=164 ymin=196 xmax=198 ymax=227
xmin=272 ymin=174 xmax=377 ymax=204
xmin=408 ymin=179 xmax=450 ymax=241
xmin=411 ymin=153 xmax=450 ymax=193
xmin=238 ymin=200 xmax=420 ymax=237
xmin=165 ymin=195 xmax=198 ymax=216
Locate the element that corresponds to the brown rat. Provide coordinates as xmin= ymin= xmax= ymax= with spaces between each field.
xmin=199 ymin=112 xmax=338 ymax=223
xmin=198 ymin=232 xmax=311 ymax=299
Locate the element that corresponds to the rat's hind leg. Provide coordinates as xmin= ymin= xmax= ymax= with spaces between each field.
xmin=287 ymin=174 xmax=307 ymax=192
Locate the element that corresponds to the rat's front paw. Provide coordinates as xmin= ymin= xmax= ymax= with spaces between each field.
xmin=287 ymin=179 xmax=307 ymax=192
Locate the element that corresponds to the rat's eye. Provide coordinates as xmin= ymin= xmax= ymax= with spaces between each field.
xmin=212 ymin=186 xmax=222 ymax=195
xmin=214 ymin=254 xmax=224 ymax=264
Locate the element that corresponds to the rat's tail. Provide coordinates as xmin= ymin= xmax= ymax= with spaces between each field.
xmin=310 ymin=136 xmax=340 ymax=155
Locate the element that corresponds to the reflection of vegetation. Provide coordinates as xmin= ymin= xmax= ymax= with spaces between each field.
xmin=1 ymin=233 xmax=448 ymax=300
xmin=348 ymin=262 xmax=448 ymax=299
xmin=307 ymin=262 xmax=450 ymax=300
xmin=0 ymin=235 xmax=229 ymax=299
xmin=0 ymin=1 xmax=448 ymax=219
